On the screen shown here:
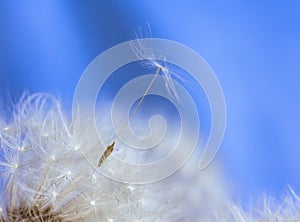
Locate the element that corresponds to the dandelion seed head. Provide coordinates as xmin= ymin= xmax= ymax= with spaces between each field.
xmin=0 ymin=90 xmax=232 ymax=221
xmin=1 ymin=93 xmax=189 ymax=221
xmin=4 ymin=91 xmax=290 ymax=220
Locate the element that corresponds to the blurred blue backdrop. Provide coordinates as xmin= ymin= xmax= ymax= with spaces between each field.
xmin=0 ymin=1 xmax=300 ymax=203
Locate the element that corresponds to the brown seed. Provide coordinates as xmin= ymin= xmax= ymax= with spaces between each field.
xmin=98 ymin=141 xmax=115 ymax=167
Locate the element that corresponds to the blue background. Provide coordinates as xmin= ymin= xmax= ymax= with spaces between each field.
xmin=1 ymin=1 xmax=299 ymax=203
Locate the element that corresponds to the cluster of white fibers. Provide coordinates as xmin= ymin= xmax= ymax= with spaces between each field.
xmin=0 ymin=93 xmax=230 ymax=221
xmin=227 ymin=187 xmax=300 ymax=222
xmin=1 ymin=93 xmax=299 ymax=221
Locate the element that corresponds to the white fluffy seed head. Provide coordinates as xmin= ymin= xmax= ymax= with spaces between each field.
xmin=0 ymin=93 xmax=205 ymax=221
xmin=0 ymin=93 xmax=231 ymax=221
xmin=0 ymin=93 xmax=297 ymax=221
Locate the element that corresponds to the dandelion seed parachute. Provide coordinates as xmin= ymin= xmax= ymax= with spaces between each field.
xmin=129 ymin=37 xmax=181 ymax=102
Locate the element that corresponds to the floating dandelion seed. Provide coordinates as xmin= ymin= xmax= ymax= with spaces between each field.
xmin=98 ymin=34 xmax=183 ymax=168
xmin=98 ymin=66 xmax=162 ymax=167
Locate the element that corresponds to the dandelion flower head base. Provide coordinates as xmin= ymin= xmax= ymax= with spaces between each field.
xmin=0 ymin=205 xmax=64 ymax=222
